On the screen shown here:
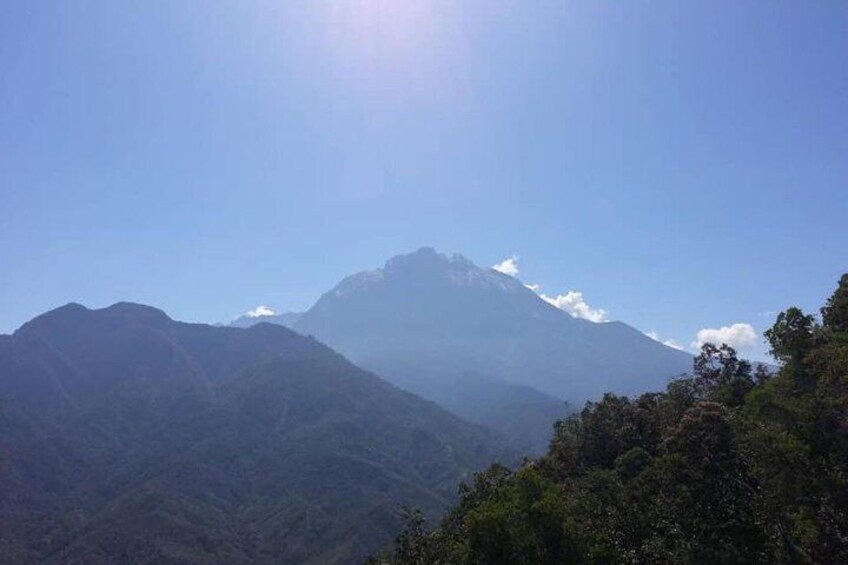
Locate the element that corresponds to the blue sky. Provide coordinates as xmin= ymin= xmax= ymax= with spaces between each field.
xmin=2 ymin=1 xmax=846 ymax=361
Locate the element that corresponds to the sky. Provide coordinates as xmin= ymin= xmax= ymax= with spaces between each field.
xmin=2 ymin=1 xmax=846 ymax=361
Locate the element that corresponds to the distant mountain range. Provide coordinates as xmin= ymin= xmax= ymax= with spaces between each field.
xmin=1 ymin=249 xmax=707 ymax=563
xmin=230 ymin=310 xmax=302 ymax=329
xmin=235 ymin=248 xmax=693 ymax=453
xmin=0 ymin=303 xmax=510 ymax=564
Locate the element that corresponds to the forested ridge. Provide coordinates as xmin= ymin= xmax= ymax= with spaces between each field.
xmin=378 ymin=274 xmax=848 ymax=564
xmin=0 ymin=304 xmax=512 ymax=564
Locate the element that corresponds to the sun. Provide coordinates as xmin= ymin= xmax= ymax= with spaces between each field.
xmin=320 ymin=0 xmax=462 ymax=98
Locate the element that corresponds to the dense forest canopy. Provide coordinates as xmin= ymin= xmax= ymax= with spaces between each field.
xmin=378 ymin=274 xmax=848 ymax=564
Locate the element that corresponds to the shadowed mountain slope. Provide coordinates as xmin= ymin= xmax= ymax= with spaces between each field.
xmin=0 ymin=302 xmax=509 ymax=564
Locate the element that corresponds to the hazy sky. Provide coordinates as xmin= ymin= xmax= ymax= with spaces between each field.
xmin=2 ymin=2 xmax=846 ymax=361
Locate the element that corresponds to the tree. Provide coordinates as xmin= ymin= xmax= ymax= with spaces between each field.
xmin=764 ymin=307 xmax=817 ymax=386
xmin=821 ymin=273 xmax=848 ymax=334
xmin=384 ymin=280 xmax=848 ymax=565
xmin=692 ymin=343 xmax=754 ymax=406
xmin=658 ymin=402 xmax=764 ymax=564
xmin=392 ymin=509 xmax=434 ymax=565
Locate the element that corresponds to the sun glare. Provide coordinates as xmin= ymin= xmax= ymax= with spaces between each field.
xmin=321 ymin=0 xmax=461 ymax=98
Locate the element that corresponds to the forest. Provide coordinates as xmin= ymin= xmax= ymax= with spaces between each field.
xmin=378 ymin=274 xmax=848 ymax=564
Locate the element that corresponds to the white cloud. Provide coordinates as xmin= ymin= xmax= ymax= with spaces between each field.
xmin=492 ymin=256 xmax=519 ymax=277
xmin=537 ymin=290 xmax=607 ymax=323
xmin=645 ymin=330 xmax=685 ymax=351
xmin=247 ymin=305 xmax=276 ymax=318
xmin=663 ymin=339 xmax=685 ymax=351
xmin=692 ymin=323 xmax=757 ymax=351
xmin=493 ymin=254 xmax=607 ymax=323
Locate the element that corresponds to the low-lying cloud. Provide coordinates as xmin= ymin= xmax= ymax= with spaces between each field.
xmin=645 ymin=331 xmax=685 ymax=351
xmin=247 ymin=305 xmax=276 ymax=318
xmin=493 ymin=254 xmax=608 ymax=323
xmin=537 ymin=289 xmax=608 ymax=323
xmin=492 ymin=256 xmax=520 ymax=277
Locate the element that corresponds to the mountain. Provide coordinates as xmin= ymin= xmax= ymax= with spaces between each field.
xmin=230 ymin=311 xmax=303 ymax=329
xmin=232 ymin=316 xmax=563 ymax=455
xmin=292 ymin=248 xmax=692 ymax=450
xmin=0 ymin=302 xmax=510 ymax=564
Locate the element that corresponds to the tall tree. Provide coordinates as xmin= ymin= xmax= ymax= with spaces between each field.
xmin=821 ymin=273 xmax=848 ymax=334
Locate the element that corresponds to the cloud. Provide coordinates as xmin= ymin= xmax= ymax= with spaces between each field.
xmin=492 ymin=256 xmax=519 ymax=277
xmin=494 ymin=254 xmax=607 ymax=323
xmin=247 ymin=305 xmax=276 ymax=318
xmin=663 ymin=339 xmax=685 ymax=351
xmin=692 ymin=323 xmax=757 ymax=351
xmin=646 ymin=331 xmax=684 ymax=351
xmin=537 ymin=290 xmax=607 ymax=323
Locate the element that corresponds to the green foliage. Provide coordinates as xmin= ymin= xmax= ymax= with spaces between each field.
xmin=822 ymin=274 xmax=848 ymax=334
xmin=764 ymin=307 xmax=817 ymax=374
xmin=692 ymin=343 xmax=755 ymax=406
xmin=383 ymin=273 xmax=848 ymax=564
xmin=0 ymin=305 xmax=513 ymax=565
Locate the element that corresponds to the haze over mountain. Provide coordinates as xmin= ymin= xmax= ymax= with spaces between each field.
xmin=230 ymin=309 xmax=303 ymax=329
xmin=0 ymin=302 xmax=509 ymax=564
xmin=288 ymin=248 xmax=692 ymax=450
xmin=232 ymin=285 xmax=567 ymax=454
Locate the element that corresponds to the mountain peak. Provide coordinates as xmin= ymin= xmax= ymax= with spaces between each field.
xmin=328 ymin=247 xmax=519 ymax=296
xmin=411 ymin=246 xmax=441 ymax=258
xmin=16 ymin=302 xmax=172 ymax=337
xmin=384 ymin=246 xmax=449 ymax=271
xmin=14 ymin=302 xmax=90 ymax=335
xmin=296 ymin=248 xmax=693 ymax=406
xmin=101 ymin=302 xmax=172 ymax=324
xmin=383 ymin=247 xmax=477 ymax=272
xmin=386 ymin=247 xmax=498 ymax=278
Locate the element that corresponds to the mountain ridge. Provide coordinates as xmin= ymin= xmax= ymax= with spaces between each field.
xmin=0 ymin=301 xmax=511 ymax=564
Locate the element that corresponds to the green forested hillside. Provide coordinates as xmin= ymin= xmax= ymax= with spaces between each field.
xmin=0 ymin=303 xmax=512 ymax=564
xmin=380 ymin=274 xmax=848 ymax=564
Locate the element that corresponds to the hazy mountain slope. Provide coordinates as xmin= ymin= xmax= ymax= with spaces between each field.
xmin=294 ymin=248 xmax=692 ymax=444
xmin=0 ymin=303 xmax=509 ymax=565
xmin=432 ymin=373 xmax=569 ymax=455
xmin=230 ymin=311 xmax=303 ymax=329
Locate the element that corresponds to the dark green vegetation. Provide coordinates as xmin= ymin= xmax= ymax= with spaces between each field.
xmin=381 ymin=274 xmax=848 ymax=564
xmin=0 ymin=303 xmax=511 ymax=564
